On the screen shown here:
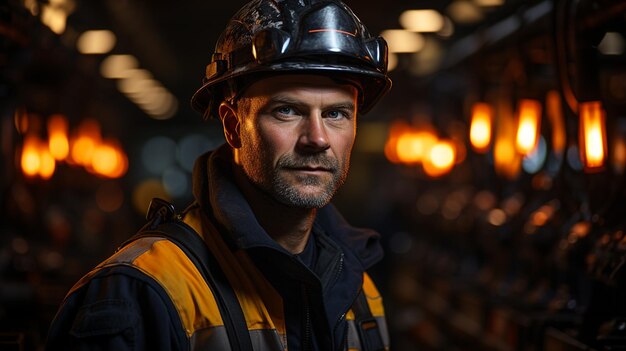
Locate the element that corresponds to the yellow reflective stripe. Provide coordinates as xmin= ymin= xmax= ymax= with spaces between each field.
xmin=362 ymin=273 xmax=384 ymax=317
xmin=132 ymin=239 xmax=223 ymax=337
xmin=346 ymin=309 xmax=356 ymax=321
xmin=184 ymin=209 xmax=287 ymax=341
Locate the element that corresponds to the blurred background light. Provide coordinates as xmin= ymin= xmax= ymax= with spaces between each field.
xmin=437 ymin=16 xmax=455 ymax=38
xmin=141 ymin=136 xmax=177 ymax=174
xmin=388 ymin=52 xmax=398 ymax=72
xmin=162 ymin=167 xmax=188 ymax=198
xmin=76 ymin=30 xmax=116 ymax=54
xmin=132 ymin=179 xmax=170 ymax=215
xmin=40 ymin=0 xmax=75 ymax=34
xmin=423 ymin=140 xmax=456 ymax=177
xmin=447 ymin=0 xmax=484 ymax=25
xmin=598 ymin=32 xmax=625 ymax=56
xmin=381 ymin=30 xmax=425 ymax=53
xmin=117 ymin=69 xmax=153 ymax=95
xmin=579 ymin=101 xmax=607 ymax=171
xmin=47 ymin=114 xmax=69 ymax=161
xmin=100 ymin=54 xmax=139 ymax=79
xmin=473 ymin=0 xmax=505 ymax=6
xmin=487 ymin=208 xmax=507 ymax=226
xmin=177 ymin=134 xmax=215 ymax=172
xmin=522 ymin=136 xmax=548 ymax=174
xmin=400 ymin=10 xmax=445 ymax=33
xmin=516 ymin=99 xmax=542 ymax=155
xmin=469 ymin=102 xmax=493 ymax=153
xmin=396 ymin=130 xmax=438 ymax=164
xmin=494 ymin=97 xmax=522 ymax=179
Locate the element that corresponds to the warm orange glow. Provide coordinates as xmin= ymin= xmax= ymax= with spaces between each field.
xmin=111 ymin=147 xmax=129 ymax=178
xmin=494 ymin=97 xmax=522 ymax=179
xmin=71 ymin=135 xmax=97 ymax=166
xmin=469 ymin=102 xmax=492 ymax=153
xmin=515 ymin=99 xmax=542 ymax=155
xmin=612 ymin=135 xmax=626 ymax=174
xmin=396 ymin=131 xmax=438 ymax=164
xmin=91 ymin=140 xmax=128 ymax=178
xmin=48 ymin=114 xmax=69 ymax=160
xmin=546 ymin=90 xmax=566 ymax=154
xmin=385 ymin=121 xmax=411 ymax=163
xmin=424 ymin=140 xmax=456 ymax=177
xmin=21 ymin=136 xmax=41 ymax=177
xmin=21 ymin=136 xmax=56 ymax=179
xmin=70 ymin=119 xmax=101 ymax=166
xmin=579 ymin=101 xmax=607 ymax=170
xmin=38 ymin=148 xmax=56 ymax=179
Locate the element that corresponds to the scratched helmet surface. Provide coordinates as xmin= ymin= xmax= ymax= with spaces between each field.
xmin=191 ymin=0 xmax=392 ymax=118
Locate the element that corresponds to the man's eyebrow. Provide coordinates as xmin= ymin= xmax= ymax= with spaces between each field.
xmin=326 ymin=102 xmax=356 ymax=111
xmin=267 ymin=96 xmax=305 ymax=106
xmin=267 ymin=96 xmax=356 ymax=111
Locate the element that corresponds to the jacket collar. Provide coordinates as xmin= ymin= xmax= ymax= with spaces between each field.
xmin=191 ymin=144 xmax=384 ymax=270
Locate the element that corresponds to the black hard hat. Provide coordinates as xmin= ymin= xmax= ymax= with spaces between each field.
xmin=191 ymin=0 xmax=392 ymax=119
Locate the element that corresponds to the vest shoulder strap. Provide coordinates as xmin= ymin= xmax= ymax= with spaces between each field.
xmin=351 ymin=289 xmax=386 ymax=351
xmin=120 ymin=198 xmax=253 ymax=351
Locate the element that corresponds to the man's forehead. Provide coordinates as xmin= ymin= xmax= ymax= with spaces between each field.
xmin=242 ymin=74 xmax=359 ymax=99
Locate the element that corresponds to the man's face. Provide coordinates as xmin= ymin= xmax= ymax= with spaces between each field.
xmin=226 ymin=74 xmax=358 ymax=209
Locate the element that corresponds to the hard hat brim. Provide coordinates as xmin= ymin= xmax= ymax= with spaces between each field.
xmin=190 ymin=61 xmax=392 ymax=118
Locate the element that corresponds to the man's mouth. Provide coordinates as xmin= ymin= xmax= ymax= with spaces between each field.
xmin=288 ymin=166 xmax=332 ymax=172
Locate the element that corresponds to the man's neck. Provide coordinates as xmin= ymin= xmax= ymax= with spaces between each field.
xmin=232 ymin=164 xmax=317 ymax=255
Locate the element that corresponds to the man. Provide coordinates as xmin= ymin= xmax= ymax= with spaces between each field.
xmin=46 ymin=0 xmax=392 ymax=350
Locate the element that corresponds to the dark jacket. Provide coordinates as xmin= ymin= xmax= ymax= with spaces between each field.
xmin=46 ymin=145 xmax=388 ymax=351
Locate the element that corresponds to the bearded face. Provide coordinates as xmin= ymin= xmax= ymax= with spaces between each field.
xmin=230 ymin=74 xmax=358 ymax=209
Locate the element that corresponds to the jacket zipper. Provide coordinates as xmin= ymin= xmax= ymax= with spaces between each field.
xmin=333 ymin=285 xmax=362 ymax=350
xmin=330 ymin=253 xmax=344 ymax=288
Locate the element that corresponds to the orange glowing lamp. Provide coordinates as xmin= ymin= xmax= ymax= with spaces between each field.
xmin=48 ymin=114 xmax=70 ymax=160
xmin=20 ymin=136 xmax=56 ymax=179
xmin=38 ymin=148 xmax=56 ymax=179
xmin=515 ymin=99 xmax=542 ymax=155
xmin=384 ymin=121 xmax=411 ymax=164
xmin=424 ymin=140 xmax=456 ymax=177
xmin=579 ymin=101 xmax=607 ymax=171
xmin=70 ymin=119 xmax=101 ymax=166
xmin=469 ymin=102 xmax=493 ymax=153
xmin=396 ymin=130 xmax=438 ymax=164
xmin=21 ymin=136 xmax=41 ymax=177
xmin=91 ymin=140 xmax=128 ymax=178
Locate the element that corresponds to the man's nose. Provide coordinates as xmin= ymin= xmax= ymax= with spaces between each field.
xmin=297 ymin=115 xmax=330 ymax=152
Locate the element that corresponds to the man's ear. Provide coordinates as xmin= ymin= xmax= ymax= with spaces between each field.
xmin=219 ymin=102 xmax=241 ymax=148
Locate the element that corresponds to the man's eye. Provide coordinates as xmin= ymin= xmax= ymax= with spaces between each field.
xmin=325 ymin=110 xmax=348 ymax=120
xmin=275 ymin=106 xmax=297 ymax=116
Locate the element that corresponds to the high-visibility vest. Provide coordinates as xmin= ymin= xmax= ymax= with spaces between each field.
xmin=69 ymin=202 xmax=389 ymax=350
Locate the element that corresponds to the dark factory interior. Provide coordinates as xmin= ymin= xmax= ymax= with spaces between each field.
xmin=2 ymin=0 xmax=626 ymax=350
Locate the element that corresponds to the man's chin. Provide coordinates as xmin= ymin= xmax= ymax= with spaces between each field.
xmin=274 ymin=187 xmax=334 ymax=209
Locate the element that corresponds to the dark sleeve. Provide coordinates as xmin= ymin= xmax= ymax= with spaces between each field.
xmin=46 ymin=266 xmax=188 ymax=351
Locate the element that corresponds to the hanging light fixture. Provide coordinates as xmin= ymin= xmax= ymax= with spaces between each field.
xmin=469 ymin=102 xmax=493 ymax=153
xmin=423 ymin=140 xmax=456 ymax=177
xmin=579 ymin=101 xmax=607 ymax=171
xmin=515 ymin=99 xmax=542 ymax=155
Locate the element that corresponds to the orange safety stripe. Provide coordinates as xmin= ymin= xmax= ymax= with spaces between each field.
xmin=362 ymin=273 xmax=385 ymax=317
xmin=131 ymin=239 xmax=224 ymax=337
xmin=184 ymin=208 xmax=287 ymax=343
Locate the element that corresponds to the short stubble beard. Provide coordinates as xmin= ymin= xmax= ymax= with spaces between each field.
xmin=243 ymin=151 xmax=350 ymax=209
